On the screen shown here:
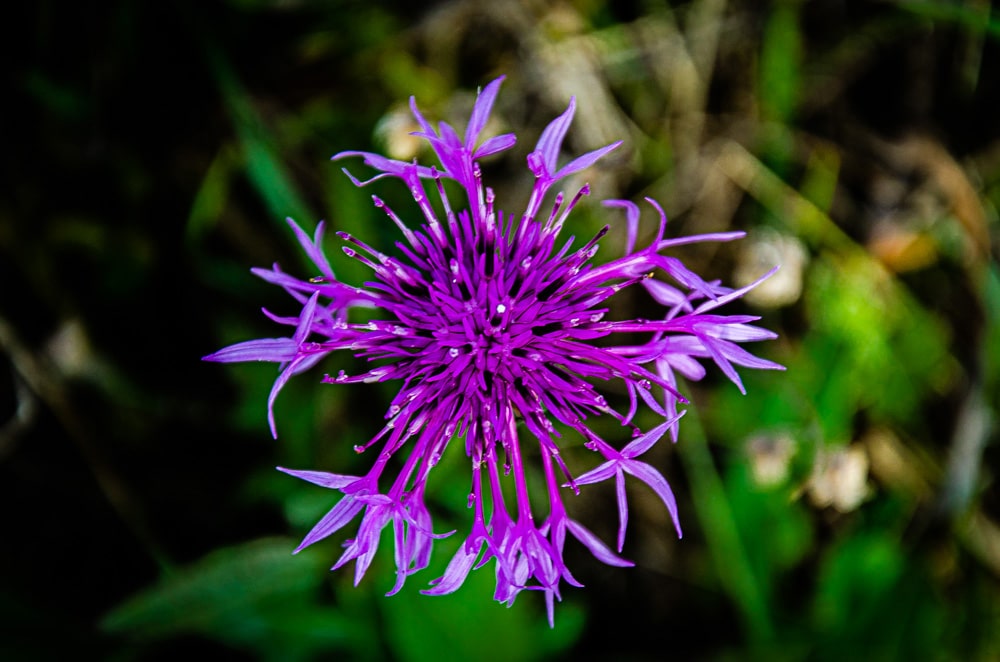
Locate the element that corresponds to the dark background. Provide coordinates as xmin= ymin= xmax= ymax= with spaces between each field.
xmin=3 ymin=1 xmax=999 ymax=659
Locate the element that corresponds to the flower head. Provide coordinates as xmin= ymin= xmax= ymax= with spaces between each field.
xmin=204 ymin=75 xmax=783 ymax=625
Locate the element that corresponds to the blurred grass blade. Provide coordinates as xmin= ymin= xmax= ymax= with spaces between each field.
xmin=679 ymin=407 xmax=774 ymax=643
xmin=895 ymin=0 xmax=1000 ymax=41
xmin=205 ymin=42 xmax=314 ymax=227
xmin=759 ymin=0 xmax=803 ymax=124
xmin=186 ymin=144 xmax=239 ymax=242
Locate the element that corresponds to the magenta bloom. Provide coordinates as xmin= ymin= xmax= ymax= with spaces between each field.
xmin=205 ymin=76 xmax=782 ymax=624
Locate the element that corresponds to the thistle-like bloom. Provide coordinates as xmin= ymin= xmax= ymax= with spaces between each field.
xmin=205 ymin=76 xmax=783 ymax=624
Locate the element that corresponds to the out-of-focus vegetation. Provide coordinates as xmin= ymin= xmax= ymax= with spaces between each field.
xmin=3 ymin=1 xmax=999 ymax=659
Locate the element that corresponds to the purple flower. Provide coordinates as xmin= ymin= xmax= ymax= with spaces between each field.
xmin=204 ymin=75 xmax=783 ymax=624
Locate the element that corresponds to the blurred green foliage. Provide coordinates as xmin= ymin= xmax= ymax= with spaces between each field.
xmin=3 ymin=1 xmax=1000 ymax=660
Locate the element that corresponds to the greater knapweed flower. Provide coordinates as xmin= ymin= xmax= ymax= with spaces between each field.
xmin=204 ymin=76 xmax=783 ymax=625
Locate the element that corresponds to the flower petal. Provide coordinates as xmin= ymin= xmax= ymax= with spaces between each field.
xmin=466 ymin=76 xmax=505 ymax=149
xmin=622 ymin=460 xmax=682 ymax=538
xmin=533 ymin=97 xmax=576 ymax=175
xmin=553 ymin=141 xmax=621 ymax=181
xmin=202 ymin=338 xmax=297 ymax=364
xmin=277 ymin=467 xmax=358 ymax=490
xmin=293 ymin=495 xmax=366 ymax=552
xmin=566 ymin=519 xmax=634 ymax=568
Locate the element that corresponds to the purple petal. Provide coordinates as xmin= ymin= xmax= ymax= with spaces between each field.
xmin=386 ymin=515 xmax=409 ymax=596
xmin=293 ymin=495 xmax=366 ymax=552
xmin=656 ymin=231 xmax=746 ymax=249
xmin=603 ymin=199 xmax=641 ymax=255
xmin=553 ymin=141 xmax=622 ymax=181
xmin=534 ymin=97 xmax=576 ymax=174
xmin=661 ymin=353 xmax=706 ymax=381
xmin=716 ymin=339 xmax=786 ymax=372
xmin=615 ymin=470 xmax=628 ymax=552
xmin=342 ymin=508 xmax=393 ymax=583
xmin=712 ymin=322 xmax=778 ymax=343
xmin=622 ymin=461 xmax=682 ymax=538
xmin=697 ymin=335 xmax=745 ymax=394
xmin=266 ymin=356 xmax=307 ymax=438
xmin=566 ymin=519 xmax=634 ymax=567
xmin=693 ymin=266 xmax=780 ymax=314
xmin=277 ymin=467 xmax=358 ymax=490
xmin=643 ymin=279 xmax=689 ymax=308
xmin=202 ymin=338 xmax=297 ymax=364
xmin=292 ymin=291 xmax=320 ymax=345
xmin=474 ymin=133 xmax=517 ymax=159
xmin=422 ymin=540 xmax=482 ymax=595
xmin=571 ymin=459 xmax=618 ymax=486
xmin=408 ymin=95 xmax=434 ymax=135
xmin=332 ymin=151 xmax=437 ymax=181
xmin=465 ymin=76 xmax=505 ymax=149
xmin=622 ymin=417 xmax=677 ymax=458
xmin=438 ymin=122 xmax=463 ymax=151
xmin=286 ymin=218 xmax=335 ymax=279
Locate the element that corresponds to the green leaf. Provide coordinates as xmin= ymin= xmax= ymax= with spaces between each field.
xmin=101 ymin=538 xmax=357 ymax=657
xmin=759 ymin=0 xmax=803 ymax=124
